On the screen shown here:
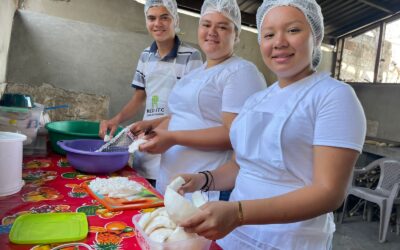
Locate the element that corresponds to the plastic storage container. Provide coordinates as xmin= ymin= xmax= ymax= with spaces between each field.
xmin=0 ymin=132 xmax=26 ymax=196
xmin=23 ymin=127 xmax=48 ymax=156
xmin=9 ymin=212 xmax=88 ymax=244
xmin=132 ymin=214 xmax=211 ymax=250
xmin=0 ymin=105 xmax=43 ymax=145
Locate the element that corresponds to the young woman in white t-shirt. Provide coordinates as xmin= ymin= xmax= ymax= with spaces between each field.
xmin=176 ymin=0 xmax=367 ymax=249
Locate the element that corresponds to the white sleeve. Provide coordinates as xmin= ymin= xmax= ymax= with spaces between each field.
xmin=221 ymin=64 xmax=266 ymax=113
xmin=313 ymin=85 xmax=366 ymax=152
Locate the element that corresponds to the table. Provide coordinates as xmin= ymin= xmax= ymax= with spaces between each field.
xmin=0 ymin=153 xmax=221 ymax=250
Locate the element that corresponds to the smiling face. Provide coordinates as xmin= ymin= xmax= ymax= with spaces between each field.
xmin=146 ymin=6 xmax=176 ymax=44
xmin=260 ymin=6 xmax=314 ymax=87
xmin=198 ymin=12 xmax=237 ymax=66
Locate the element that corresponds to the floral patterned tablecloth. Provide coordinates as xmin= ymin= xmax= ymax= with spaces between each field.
xmin=0 ymin=153 xmax=221 ymax=250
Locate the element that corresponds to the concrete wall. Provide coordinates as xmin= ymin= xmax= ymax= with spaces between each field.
xmin=7 ymin=0 xmax=154 ymax=123
xmin=319 ymin=46 xmax=334 ymax=74
xmin=0 ymin=0 xmax=17 ymax=83
xmin=4 ymin=0 xmax=271 ymax=124
xmin=7 ymin=9 xmax=148 ymax=122
xmin=5 ymin=0 xmax=333 ymax=124
xmin=352 ymin=83 xmax=400 ymax=143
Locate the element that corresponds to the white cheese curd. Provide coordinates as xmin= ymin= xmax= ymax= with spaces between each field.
xmin=192 ymin=191 xmax=207 ymax=208
xmin=149 ymin=228 xmax=175 ymax=243
xmin=89 ymin=177 xmax=143 ymax=197
xmin=167 ymin=227 xmax=196 ymax=242
xmin=128 ymin=138 xmax=148 ymax=153
xmin=138 ymin=207 xmax=195 ymax=244
xmin=135 ymin=177 xmax=209 ymax=245
xmin=164 ymin=177 xmax=202 ymax=224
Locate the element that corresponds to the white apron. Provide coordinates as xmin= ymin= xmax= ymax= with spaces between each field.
xmin=132 ymin=59 xmax=177 ymax=180
xmin=156 ymin=66 xmax=232 ymax=200
xmin=218 ymin=72 xmax=335 ymax=250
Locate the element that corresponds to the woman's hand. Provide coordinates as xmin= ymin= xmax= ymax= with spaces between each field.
xmin=139 ymin=128 xmax=176 ymax=154
xmin=129 ymin=120 xmax=153 ymax=136
xmin=180 ymin=201 xmax=241 ymax=240
xmin=99 ymin=119 xmax=119 ymax=139
xmin=176 ymin=173 xmax=206 ymax=195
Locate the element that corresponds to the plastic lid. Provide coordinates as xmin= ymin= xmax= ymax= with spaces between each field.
xmin=9 ymin=212 xmax=88 ymax=244
xmin=0 ymin=132 xmax=27 ymax=142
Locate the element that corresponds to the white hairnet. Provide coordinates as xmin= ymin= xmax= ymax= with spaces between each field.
xmin=256 ymin=0 xmax=324 ymax=69
xmin=144 ymin=0 xmax=180 ymax=32
xmin=201 ymin=0 xmax=242 ymax=34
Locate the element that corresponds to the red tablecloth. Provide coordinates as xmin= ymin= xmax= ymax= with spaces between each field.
xmin=0 ymin=153 xmax=221 ymax=250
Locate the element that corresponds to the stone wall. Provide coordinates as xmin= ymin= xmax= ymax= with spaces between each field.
xmin=5 ymin=82 xmax=109 ymax=121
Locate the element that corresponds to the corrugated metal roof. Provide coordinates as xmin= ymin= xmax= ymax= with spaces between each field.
xmin=176 ymin=0 xmax=400 ymax=44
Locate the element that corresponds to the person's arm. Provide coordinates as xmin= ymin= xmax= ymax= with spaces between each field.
xmin=157 ymin=115 xmax=171 ymax=129
xmin=241 ymin=146 xmax=358 ymax=224
xmin=164 ymin=111 xmax=236 ymax=148
xmin=129 ymin=115 xmax=170 ymax=135
xmin=181 ymin=146 xmax=359 ymax=240
xmin=99 ymin=89 xmax=146 ymax=138
xmin=179 ymin=154 xmax=239 ymax=194
xmin=139 ymin=111 xmax=235 ymax=154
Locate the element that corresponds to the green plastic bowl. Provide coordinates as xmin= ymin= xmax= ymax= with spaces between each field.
xmin=45 ymin=120 xmax=122 ymax=155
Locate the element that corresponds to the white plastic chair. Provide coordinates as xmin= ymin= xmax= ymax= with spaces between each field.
xmin=340 ymin=157 xmax=400 ymax=243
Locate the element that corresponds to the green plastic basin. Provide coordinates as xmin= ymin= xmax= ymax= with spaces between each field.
xmin=45 ymin=120 xmax=122 ymax=155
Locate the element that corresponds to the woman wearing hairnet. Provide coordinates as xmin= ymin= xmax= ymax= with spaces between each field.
xmin=177 ymin=0 xmax=366 ymax=249
xmin=99 ymin=0 xmax=202 ymax=186
xmin=137 ymin=0 xmax=266 ymax=200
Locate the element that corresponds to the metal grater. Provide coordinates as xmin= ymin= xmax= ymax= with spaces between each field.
xmin=95 ymin=126 xmax=136 ymax=152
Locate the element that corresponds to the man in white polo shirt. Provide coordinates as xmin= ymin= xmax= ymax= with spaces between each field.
xmin=99 ymin=0 xmax=202 ymax=186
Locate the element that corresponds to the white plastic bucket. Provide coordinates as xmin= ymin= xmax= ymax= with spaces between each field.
xmin=0 ymin=132 xmax=26 ymax=196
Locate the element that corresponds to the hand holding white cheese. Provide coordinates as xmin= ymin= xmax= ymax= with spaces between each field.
xmin=128 ymin=138 xmax=148 ymax=153
xmin=164 ymin=177 xmax=205 ymax=224
xmin=136 ymin=177 xmax=208 ymax=244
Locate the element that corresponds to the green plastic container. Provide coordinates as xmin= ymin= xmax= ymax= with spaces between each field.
xmin=45 ymin=120 xmax=122 ymax=155
xmin=9 ymin=212 xmax=88 ymax=244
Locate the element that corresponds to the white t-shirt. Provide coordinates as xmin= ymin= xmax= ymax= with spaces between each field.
xmin=236 ymin=73 xmax=366 ymax=186
xmin=196 ymin=56 xmax=267 ymax=124
xmin=218 ymin=72 xmax=366 ymax=250
xmin=156 ymin=56 xmax=266 ymax=196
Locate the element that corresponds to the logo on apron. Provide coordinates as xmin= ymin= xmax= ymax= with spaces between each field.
xmin=146 ymin=95 xmax=165 ymax=116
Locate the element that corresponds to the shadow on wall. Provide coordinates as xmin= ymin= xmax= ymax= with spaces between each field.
xmin=4 ymin=82 xmax=109 ymax=121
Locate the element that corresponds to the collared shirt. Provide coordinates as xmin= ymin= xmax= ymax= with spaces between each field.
xmin=132 ymin=36 xmax=203 ymax=90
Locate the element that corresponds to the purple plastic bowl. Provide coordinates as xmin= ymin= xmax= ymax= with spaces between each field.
xmin=57 ymin=139 xmax=129 ymax=174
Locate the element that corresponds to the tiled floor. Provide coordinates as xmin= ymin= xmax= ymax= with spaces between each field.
xmin=333 ymin=214 xmax=400 ymax=250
